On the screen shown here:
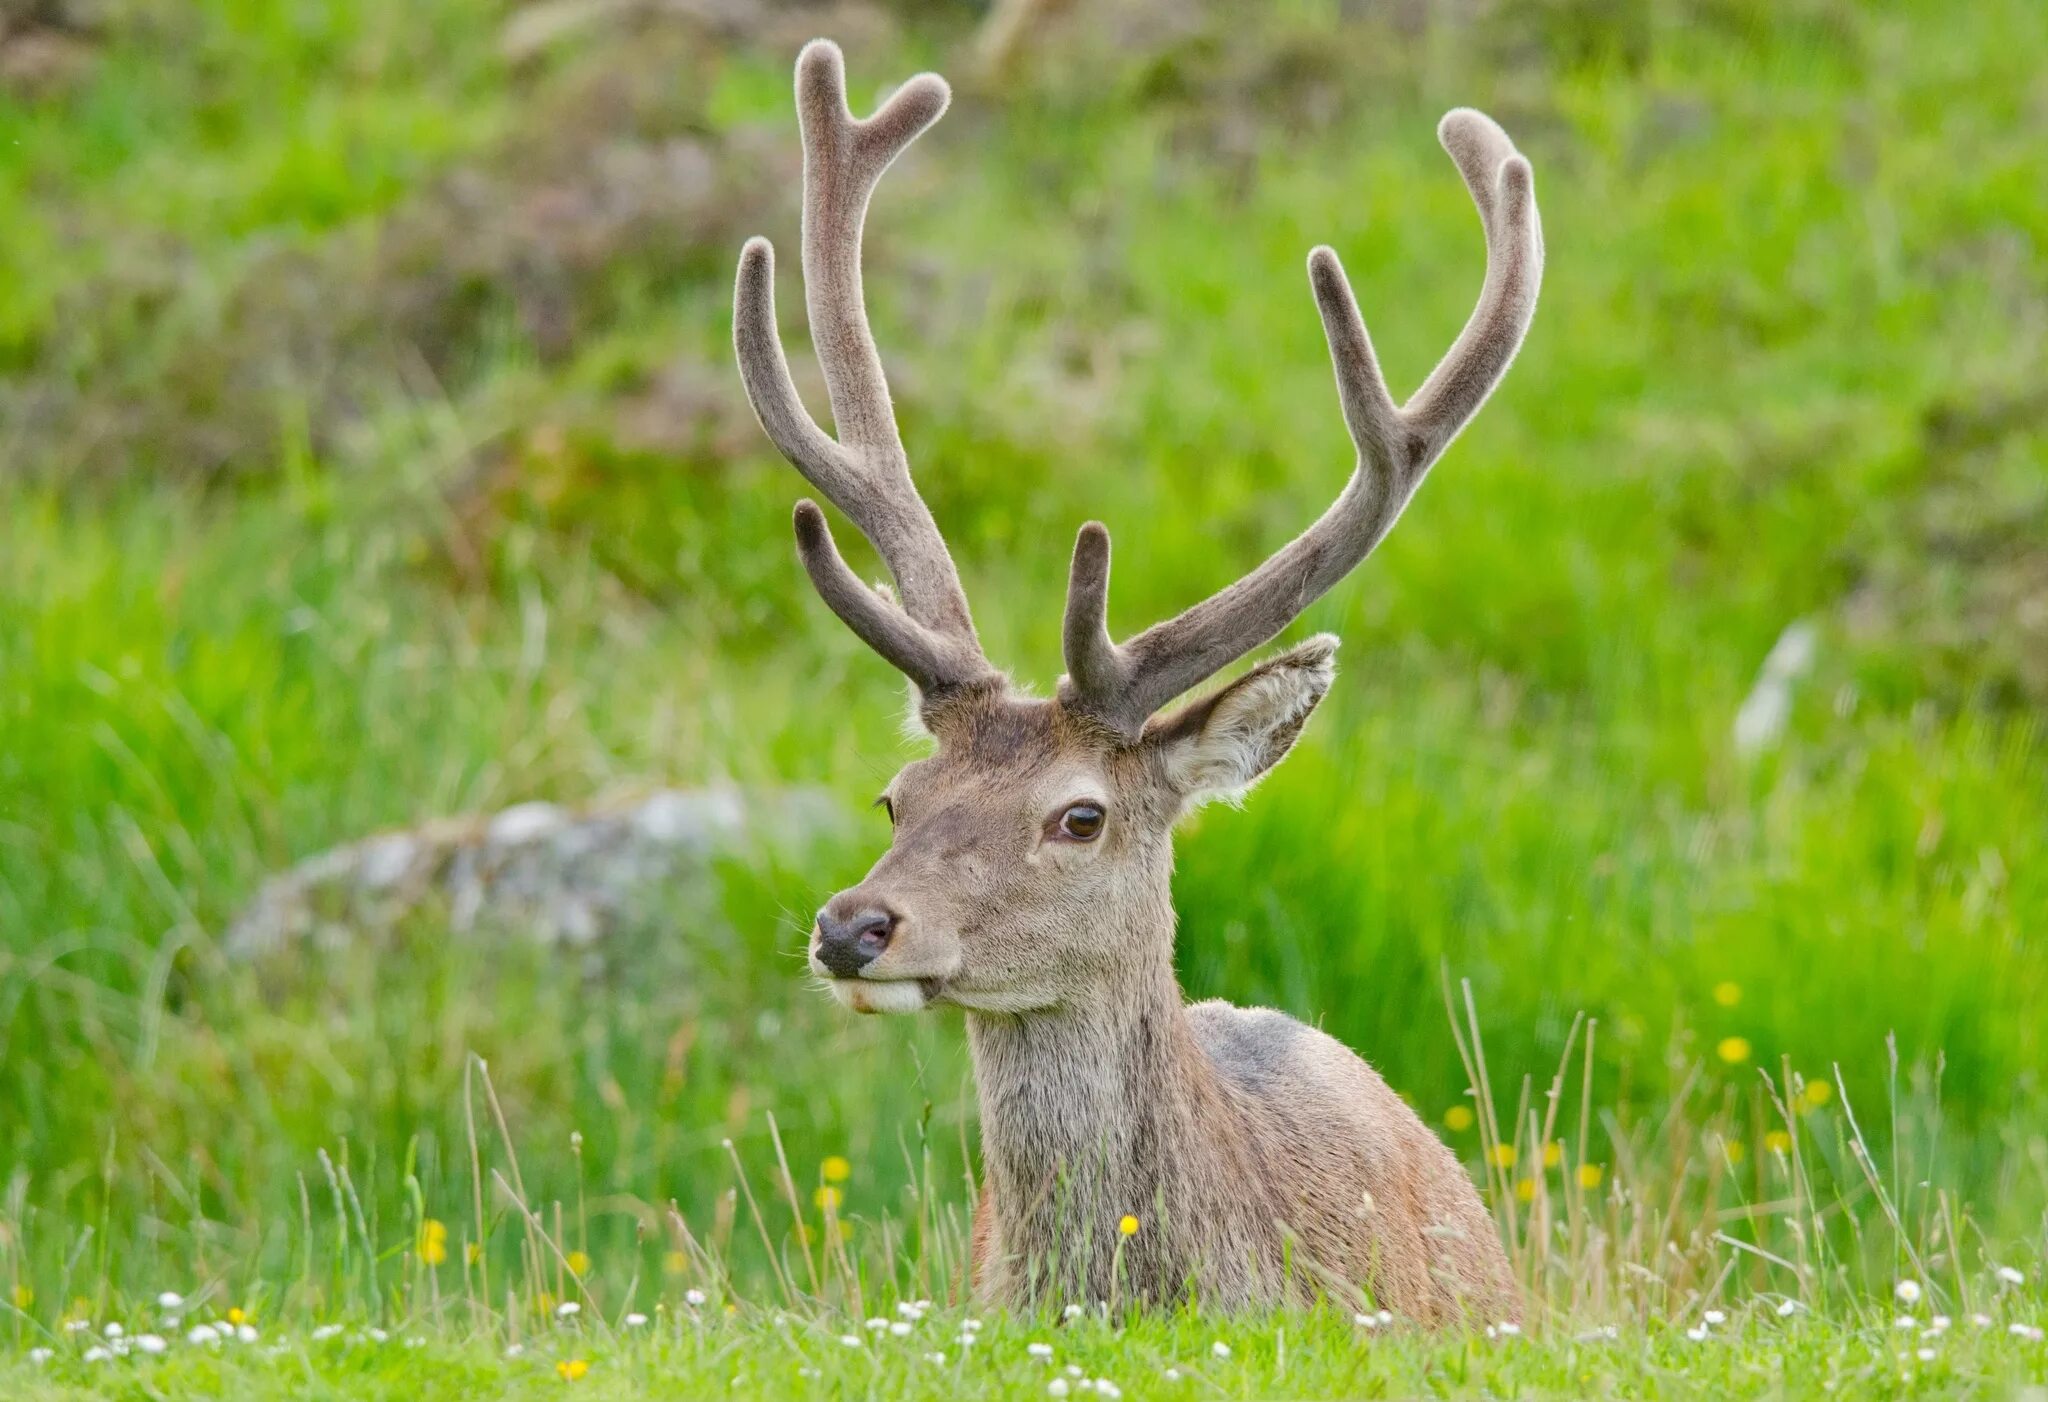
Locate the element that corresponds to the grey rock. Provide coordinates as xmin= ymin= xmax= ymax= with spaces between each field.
xmin=224 ymin=786 xmax=839 ymax=959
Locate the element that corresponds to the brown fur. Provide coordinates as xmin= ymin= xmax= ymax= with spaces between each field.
xmin=812 ymin=649 xmax=1517 ymax=1322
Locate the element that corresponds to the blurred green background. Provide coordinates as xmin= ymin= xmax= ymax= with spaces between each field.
xmin=1 ymin=0 xmax=2043 ymax=1296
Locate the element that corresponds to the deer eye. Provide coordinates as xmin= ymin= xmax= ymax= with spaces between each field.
xmin=1057 ymin=802 xmax=1106 ymax=842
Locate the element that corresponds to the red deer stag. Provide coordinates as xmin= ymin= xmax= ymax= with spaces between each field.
xmin=733 ymin=40 xmax=1541 ymax=1320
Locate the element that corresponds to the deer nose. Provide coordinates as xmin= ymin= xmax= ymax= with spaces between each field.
xmin=814 ymin=907 xmax=895 ymax=978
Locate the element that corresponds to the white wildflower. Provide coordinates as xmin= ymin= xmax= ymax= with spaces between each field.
xmin=237 ymin=1324 xmax=259 ymax=1343
xmin=1685 ymin=1325 xmax=1709 ymax=1342
xmin=1354 ymin=1312 xmax=1379 ymax=1328
xmin=136 ymin=1333 xmax=168 ymax=1355
xmin=1929 ymin=1315 xmax=1951 ymax=1333
xmin=1377 ymin=1309 xmax=1394 ymax=1326
xmin=556 ymin=1301 xmax=580 ymax=1318
xmin=625 ymin=1312 xmax=648 ymax=1327
xmin=29 ymin=1347 xmax=54 ymax=1365
xmin=898 ymin=1301 xmax=928 ymax=1320
xmin=1916 ymin=1347 xmax=1936 ymax=1362
xmin=1028 ymin=1341 xmax=1055 ymax=1359
xmin=1895 ymin=1315 xmax=1917 ymax=1331
xmin=890 ymin=1321 xmax=912 ymax=1337
xmin=865 ymin=1317 xmax=890 ymax=1332
xmin=187 ymin=1324 xmax=222 ymax=1345
xmin=312 ymin=1324 xmax=343 ymax=1340
xmin=364 ymin=1327 xmax=388 ymax=1343
xmin=1777 ymin=1300 xmax=1801 ymax=1317
xmin=1064 ymin=1303 xmax=1085 ymax=1320
xmin=2010 ymin=1323 xmax=2045 ymax=1342
xmin=1047 ymin=1382 xmax=1070 ymax=1399
xmin=1162 ymin=1367 xmax=1183 ymax=1381
xmin=157 ymin=1292 xmax=185 ymax=1310
xmin=104 ymin=1322 xmax=125 ymax=1338
xmin=839 ymin=1334 xmax=862 ymax=1348
xmin=1895 ymin=1280 xmax=1922 ymax=1305
xmin=1969 ymin=1313 xmax=1993 ymax=1328
xmin=63 ymin=1320 xmax=90 ymax=1333
xmin=1211 ymin=1340 xmax=1231 ymax=1359
xmin=685 ymin=1288 xmax=707 ymax=1307
xmin=923 ymin=1352 xmax=946 ymax=1365
xmin=1496 ymin=1320 xmax=1521 ymax=1336
xmin=83 ymin=1346 xmax=113 ymax=1363
xmin=506 ymin=1343 xmax=525 ymax=1357
xmin=1703 ymin=1309 xmax=1726 ymax=1326
xmin=1996 ymin=1266 xmax=2026 ymax=1287
xmin=1097 ymin=1382 xmax=1123 ymax=1399
xmin=962 ymin=1318 xmax=984 ymax=1332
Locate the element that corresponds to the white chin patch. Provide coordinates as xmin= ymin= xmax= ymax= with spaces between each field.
xmin=829 ymin=980 xmax=929 ymax=1016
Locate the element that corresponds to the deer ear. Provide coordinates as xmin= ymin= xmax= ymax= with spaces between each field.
xmin=1145 ymin=635 xmax=1337 ymax=806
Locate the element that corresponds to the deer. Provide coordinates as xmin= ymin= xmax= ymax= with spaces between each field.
xmin=732 ymin=40 xmax=1541 ymax=1322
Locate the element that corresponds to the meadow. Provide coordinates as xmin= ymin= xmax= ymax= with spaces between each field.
xmin=1 ymin=0 xmax=2044 ymax=1395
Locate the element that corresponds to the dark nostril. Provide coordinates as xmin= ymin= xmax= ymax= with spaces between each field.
xmin=814 ymin=907 xmax=895 ymax=978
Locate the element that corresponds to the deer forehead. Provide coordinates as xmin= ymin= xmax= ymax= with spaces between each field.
xmin=894 ymin=697 xmax=1126 ymax=813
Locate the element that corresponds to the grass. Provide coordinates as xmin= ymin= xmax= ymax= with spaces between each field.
xmin=3 ymin=1304 xmax=2045 ymax=1400
xmin=2 ymin=0 xmax=2046 ymax=1394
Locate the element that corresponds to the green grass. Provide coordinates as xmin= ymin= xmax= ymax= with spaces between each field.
xmin=2 ymin=0 xmax=2046 ymax=1394
xmin=4 ymin=1303 xmax=2046 ymax=1400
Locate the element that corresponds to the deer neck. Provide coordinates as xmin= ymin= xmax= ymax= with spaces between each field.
xmin=964 ymin=917 xmax=1222 ymax=1295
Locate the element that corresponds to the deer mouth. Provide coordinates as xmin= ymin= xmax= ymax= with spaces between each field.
xmin=829 ymin=976 xmax=947 ymax=1015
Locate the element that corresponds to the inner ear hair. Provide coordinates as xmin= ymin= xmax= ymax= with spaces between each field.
xmin=1148 ymin=635 xmax=1338 ymax=804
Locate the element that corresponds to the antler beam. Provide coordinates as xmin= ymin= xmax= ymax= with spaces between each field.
xmin=1060 ymin=109 xmax=1543 ymax=738
xmin=733 ymin=41 xmax=998 ymax=694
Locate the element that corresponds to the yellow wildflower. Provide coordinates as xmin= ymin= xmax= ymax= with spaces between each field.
xmin=1542 ymin=1141 xmax=1564 ymax=1169
xmin=814 ymin=1186 xmax=842 ymax=1212
xmin=466 ymin=1242 xmax=483 ymax=1266
xmin=1723 ymin=1139 xmax=1746 ymax=1165
xmin=663 ymin=1251 xmax=687 ymax=1275
xmin=1765 ymin=1130 xmax=1793 ymax=1154
xmin=566 ymin=1251 xmax=591 ymax=1277
xmin=227 ymin=1306 xmax=248 ymax=1326
xmin=1712 ymin=981 xmax=1742 ymax=1008
xmin=1443 ymin=1105 xmax=1475 ymax=1132
xmin=11 ymin=1284 xmax=30 ymax=1309
xmin=557 ymin=1358 xmax=589 ymax=1381
xmin=1489 ymin=1143 xmax=1518 ymax=1169
xmin=1515 ymin=1178 xmax=1536 ymax=1203
xmin=1716 ymin=1036 xmax=1751 ymax=1065
xmin=1802 ymin=1078 xmax=1832 ymax=1108
xmin=821 ymin=1155 xmax=851 ymax=1184
xmin=1119 ymin=1215 xmax=1139 ymax=1237
xmin=418 ymin=1219 xmax=449 ymax=1266
xmin=1577 ymin=1163 xmax=1604 ymax=1190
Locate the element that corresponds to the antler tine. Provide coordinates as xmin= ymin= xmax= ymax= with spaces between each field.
xmin=733 ymin=40 xmax=996 ymax=693
xmin=1060 ymin=109 xmax=1542 ymax=738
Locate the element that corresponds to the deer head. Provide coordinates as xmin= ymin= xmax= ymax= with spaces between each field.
xmin=734 ymin=41 xmax=1541 ymax=1019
